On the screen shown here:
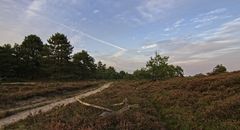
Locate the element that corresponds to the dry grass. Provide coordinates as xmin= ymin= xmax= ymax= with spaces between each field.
xmin=5 ymin=81 xmax=165 ymax=130
xmin=4 ymin=71 xmax=240 ymax=130
xmin=0 ymin=81 xmax=105 ymax=118
xmin=144 ymin=71 xmax=240 ymax=129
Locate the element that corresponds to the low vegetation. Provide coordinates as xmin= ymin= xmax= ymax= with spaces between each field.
xmin=5 ymin=71 xmax=240 ymax=130
xmin=0 ymin=81 xmax=104 ymax=118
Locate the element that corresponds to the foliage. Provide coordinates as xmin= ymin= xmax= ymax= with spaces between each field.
xmin=0 ymin=44 xmax=18 ymax=79
xmin=47 ymin=33 xmax=73 ymax=79
xmin=210 ymin=64 xmax=227 ymax=75
xmin=0 ymin=33 xmax=130 ymax=81
xmin=146 ymin=53 xmax=170 ymax=80
xmin=72 ymin=50 xmax=96 ymax=79
xmin=48 ymin=33 xmax=73 ymax=65
xmin=133 ymin=68 xmax=151 ymax=79
xmin=0 ymin=33 xmax=185 ymax=81
xmin=133 ymin=52 xmax=184 ymax=80
xmin=20 ymin=35 xmax=44 ymax=79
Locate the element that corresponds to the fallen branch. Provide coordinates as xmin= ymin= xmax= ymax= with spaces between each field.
xmin=76 ymin=98 xmax=139 ymax=118
xmin=99 ymin=104 xmax=139 ymax=117
xmin=75 ymin=98 xmax=113 ymax=112
xmin=112 ymin=98 xmax=128 ymax=106
xmin=116 ymin=104 xmax=139 ymax=114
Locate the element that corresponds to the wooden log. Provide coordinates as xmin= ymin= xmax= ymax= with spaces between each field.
xmin=112 ymin=98 xmax=128 ymax=106
xmin=75 ymin=98 xmax=113 ymax=112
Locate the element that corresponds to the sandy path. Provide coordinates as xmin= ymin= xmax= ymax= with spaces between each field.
xmin=0 ymin=82 xmax=112 ymax=128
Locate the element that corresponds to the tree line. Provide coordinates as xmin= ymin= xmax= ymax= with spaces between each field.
xmin=0 ymin=33 xmax=184 ymax=81
xmin=0 ymin=33 xmax=131 ymax=81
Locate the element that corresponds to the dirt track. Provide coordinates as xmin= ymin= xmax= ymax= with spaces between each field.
xmin=0 ymin=82 xmax=112 ymax=128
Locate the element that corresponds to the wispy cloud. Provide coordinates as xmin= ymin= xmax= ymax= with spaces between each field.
xmin=111 ymin=50 xmax=127 ymax=58
xmin=191 ymin=8 xmax=231 ymax=28
xmin=200 ymin=8 xmax=227 ymax=16
xmin=142 ymin=44 xmax=157 ymax=49
xmin=93 ymin=9 xmax=100 ymax=14
xmin=164 ymin=18 xmax=185 ymax=31
xmin=171 ymin=59 xmax=205 ymax=65
xmin=114 ymin=11 xmax=144 ymax=26
xmin=139 ymin=17 xmax=240 ymax=74
xmin=26 ymin=0 xmax=46 ymax=17
xmin=137 ymin=0 xmax=179 ymax=22
xmin=191 ymin=47 xmax=240 ymax=59
xmin=174 ymin=19 xmax=185 ymax=27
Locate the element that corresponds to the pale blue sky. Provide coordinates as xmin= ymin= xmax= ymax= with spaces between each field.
xmin=0 ymin=0 xmax=240 ymax=75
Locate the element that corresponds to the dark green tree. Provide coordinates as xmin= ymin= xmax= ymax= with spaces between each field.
xmin=48 ymin=33 xmax=73 ymax=64
xmin=145 ymin=52 xmax=184 ymax=80
xmin=105 ymin=66 xmax=118 ymax=79
xmin=1 ymin=33 xmax=130 ymax=81
xmin=210 ymin=64 xmax=227 ymax=75
xmin=119 ymin=71 xmax=127 ymax=79
xmin=168 ymin=65 xmax=184 ymax=77
xmin=0 ymin=44 xmax=18 ymax=79
xmin=96 ymin=61 xmax=107 ymax=79
xmin=146 ymin=52 xmax=170 ymax=80
xmin=174 ymin=65 xmax=184 ymax=77
xmin=72 ymin=50 xmax=96 ymax=79
xmin=13 ymin=43 xmax=24 ymax=78
xmin=47 ymin=33 xmax=73 ymax=79
xmin=40 ymin=44 xmax=52 ymax=77
xmin=20 ymin=35 xmax=43 ymax=79
xmin=133 ymin=68 xmax=151 ymax=79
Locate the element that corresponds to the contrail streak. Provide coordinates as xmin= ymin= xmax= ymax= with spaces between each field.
xmin=27 ymin=7 xmax=127 ymax=51
xmin=52 ymin=20 xmax=127 ymax=51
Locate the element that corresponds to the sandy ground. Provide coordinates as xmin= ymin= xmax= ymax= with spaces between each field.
xmin=0 ymin=82 xmax=112 ymax=128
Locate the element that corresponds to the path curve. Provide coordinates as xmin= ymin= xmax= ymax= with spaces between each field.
xmin=0 ymin=82 xmax=113 ymax=128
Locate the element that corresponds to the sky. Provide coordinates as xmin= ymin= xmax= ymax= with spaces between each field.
xmin=0 ymin=0 xmax=240 ymax=75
